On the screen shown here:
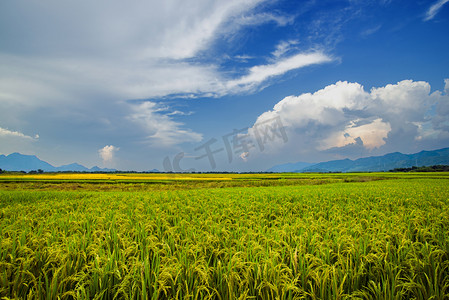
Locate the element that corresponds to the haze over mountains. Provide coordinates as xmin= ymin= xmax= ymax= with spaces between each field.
xmin=267 ymin=148 xmax=449 ymax=173
xmin=1 ymin=148 xmax=449 ymax=173
xmin=0 ymin=153 xmax=116 ymax=172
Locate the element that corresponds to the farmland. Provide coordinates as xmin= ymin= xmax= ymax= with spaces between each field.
xmin=0 ymin=173 xmax=448 ymax=299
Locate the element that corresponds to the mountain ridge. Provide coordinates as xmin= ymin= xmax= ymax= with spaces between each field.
xmin=2 ymin=148 xmax=449 ymax=173
xmin=268 ymin=147 xmax=449 ymax=173
xmin=0 ymin=153 xmax=116 ymax=172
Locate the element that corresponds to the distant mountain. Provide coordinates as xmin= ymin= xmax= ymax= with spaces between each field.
xmin=0 ymin=153 xmax=116 ymax=172
xmin=58 ymin=163 xmax=90 ymax=172
xmin=267 ymin=147 xmax=449 ymax=173
xmin=266 ymin=161 xmax=313 ymax=173
xmin=0 ymin=153 xmax=56 ymax=172
xmin=89 ymin=166 xmax=116 ymax=172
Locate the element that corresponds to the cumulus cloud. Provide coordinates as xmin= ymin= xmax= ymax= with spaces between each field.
xmin=99 ymin=145 xmax=119 ymax=164
xmin=246 ymin=79 xmax=448 ymax=161
xmin=432 ymin=78 xmax=449 ymax=133
xmin=319 ymin=119 xmax=391 ymax=151
xmin=424 ymin=0 xmax=449 ymax=21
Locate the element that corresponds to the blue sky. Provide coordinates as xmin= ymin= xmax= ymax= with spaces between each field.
xmin=0 ymin=0 xmax=448 ymax=171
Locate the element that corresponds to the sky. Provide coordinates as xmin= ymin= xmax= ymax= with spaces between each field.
xmin=0 ymin=0 xmax=449 ymax=172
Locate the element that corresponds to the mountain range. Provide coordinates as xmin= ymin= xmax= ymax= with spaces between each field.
xmin=267 ymin=147 xmax=449 ymax=173
xmin=0 ymin=153 xmax=116 ymax=172
xmin=1 ymin=148 xmax=449 ymax=173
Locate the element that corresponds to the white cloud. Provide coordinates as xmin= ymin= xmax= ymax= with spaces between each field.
xmin=0 ymin=0 xmax=333 ymax=153
xmin=320 ymin=118 xmax=391 ymax=150
xmin=424 ymin=0 xmax=449 ymax=21
xmin=240 ymin=152 xmax=250 ymax=162
xmin=234 ymin=55 xmax=254 ymax=62
xmin=149 ymin=0 xmax=268 ymax=59
xmin=1 ymin=0 xmax=325 ymax=161
xmin=167 ymin=110 xmax=194 ymax=116
xmin=0 ymin=127 xmax=39 ymax=156
xmin=227 ymin=51 xmax=333 ymax=92
xmin=414 ymin=122 xmax=440 ymax=141
xmin=0 ymin=45 xmax=332 ymax=104
xmin=229 ymin=12 xmax=295 ymax=29
xmin=360 ymin=25 xmax=382 ymax=37
xmin=247 ymin=79 xmax=449 ymax=160
xmin=272 ymin=40 xmax=300 ymax=58
xmin=99 ymin=145 xmax=119 ymax=163
xmin=0 ymin=0 xmax=303 ymax=105
xmin=256 ymin=81 xmax=369 ymax=128
xmin=0 ymin=127 xmax=37 ymax=140
xmin=0 ymin=0 xmax=267 ymax=61
xmin=433 ymin=79 xmax=449 ymax=133
xmin=128 ymin=102 xmax=203 ymax=147
xmin=370 ymin=80 xmax=433 ymax=116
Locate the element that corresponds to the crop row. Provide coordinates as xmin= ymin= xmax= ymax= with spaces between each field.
xmin=0 ymin=178 xmax=448 ymax=299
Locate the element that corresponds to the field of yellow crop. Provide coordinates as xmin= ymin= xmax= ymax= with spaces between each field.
xmin=0 ymin=173 xmax=448 ymax=299
xmin=0 ymin=173 xmax=236 ymax=181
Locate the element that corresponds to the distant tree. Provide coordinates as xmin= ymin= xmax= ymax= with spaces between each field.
xmin=0 ymin=168 xmax=3 ymax=173
xmin=37 ymin=169 xmax=44 ymax=174
xmin=390 ymin=165 xmax=449 ymax=172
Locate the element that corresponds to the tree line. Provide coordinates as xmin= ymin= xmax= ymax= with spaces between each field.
xmin=389 ymin=165 xmax=449 ymax=172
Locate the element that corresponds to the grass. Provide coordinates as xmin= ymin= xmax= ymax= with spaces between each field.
xmin=0 ymin=173 xmax=448 ymax=299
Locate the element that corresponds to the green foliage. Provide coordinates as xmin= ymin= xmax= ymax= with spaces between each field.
xmin=0 ymin=177 xmax=449 ymax=299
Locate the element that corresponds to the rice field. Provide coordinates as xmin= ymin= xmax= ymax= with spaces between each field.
xmin=0 ymin=173 xmax=448 ymax=299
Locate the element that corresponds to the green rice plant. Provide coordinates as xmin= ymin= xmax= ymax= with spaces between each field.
xmin=0 ymin=176 xmax=448 ymax=299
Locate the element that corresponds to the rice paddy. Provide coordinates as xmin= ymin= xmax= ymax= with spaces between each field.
xmin=0 ymin=173 xmax=448 ymax=299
